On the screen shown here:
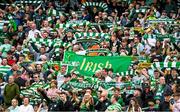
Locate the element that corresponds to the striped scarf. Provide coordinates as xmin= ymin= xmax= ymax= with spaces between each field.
xmin=150 ymin=76 xmax=157 ymax=90
xmin=74 ymin=32 xmax=110 ymax=40
xmin=20 ymin=83 xmax=50 ymax=105
xmin=15 ymin=0 xmax=43 ymax=6
xmin=143 ymin=34 xmax=177 ymax=42
xmin=56 ymin=21 xmax=90 ymax=29
xmin=155 ymin=84 xmax=164 ymax=96
xmin=151 ymin=62 xmax=180 ymax=69
xmin=117 ymin=70 xmax=135 ymax=76
xmin=148 ymin=19 xmax=179 ymax=24
xmin=81 ymin=2 xmax=108 ymax=11
xmin=135 ymin=8 xmax=147 ymax=13
xmin=29 ymin=38 xmax=71 ymax=57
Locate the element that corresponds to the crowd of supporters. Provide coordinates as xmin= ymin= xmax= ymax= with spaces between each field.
xmin=0 ymin=0 xmax=179 ymax=112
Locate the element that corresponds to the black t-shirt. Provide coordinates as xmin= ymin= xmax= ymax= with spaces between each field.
xmin=14 ymin=77 xmax=26 ymax=88
xmin=165 ymin=74 xmax=178 ymax=84
xmin=159 ymin=101 xmax=170 ymax=111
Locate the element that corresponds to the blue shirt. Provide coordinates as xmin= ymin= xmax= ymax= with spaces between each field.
xmin=8 ymin=106 xmax=20 ymax=112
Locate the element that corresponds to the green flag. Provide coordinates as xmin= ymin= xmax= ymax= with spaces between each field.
xmin=63 ymin=51 xmax=132 ymax=76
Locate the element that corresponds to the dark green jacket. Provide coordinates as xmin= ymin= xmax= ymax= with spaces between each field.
xmin=3 ymin=83 xmax=20 ymax=105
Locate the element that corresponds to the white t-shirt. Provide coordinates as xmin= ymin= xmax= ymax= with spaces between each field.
xmin=8 ymin=106 xmax=20 ymax=112
xmin=19 ymin=104 xmax=34 ymax=112
xmin=144 ymin=38 xmax=156 ymax=54
xmin=57 ymin=73 xmax=65 ymax=88
xmin=28 ymin=29 xmax=41 ymax=40
xmin=105 ymin=76 xmax=112 ymax=82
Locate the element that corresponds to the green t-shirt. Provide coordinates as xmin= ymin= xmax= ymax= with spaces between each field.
xmin=0 ymin=44 xmax=12 ymax=57
xmin=80 ymin=103 xmax=94 ymax=111
xmin=0 ymin=32 xmax=9 ymax=45
xmin=0 ymin=65 xmax=11 ymax=75
xmin=107 ymin=102 xmax=122 ymax=111
xmin=108 ymin=93 xmax=125 ymax=107
xmin=118 ymin=97 xmax=125 ymax=107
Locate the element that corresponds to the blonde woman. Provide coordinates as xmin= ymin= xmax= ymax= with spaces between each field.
xmin=80 ymin=93 xmax=94 ymax=111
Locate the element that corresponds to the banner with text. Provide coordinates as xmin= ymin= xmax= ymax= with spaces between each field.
xmin=63 ymin=52 xmax=132 ymax=76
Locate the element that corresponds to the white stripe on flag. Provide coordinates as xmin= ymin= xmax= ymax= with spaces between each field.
xmin=96 ymin=2 xmax=99 ymax=6
xmin=126 ymin=71 xmax=128 ymax=75
xmin=130 ymin=70 xmax=133 ymax=74
xmin=86 ymin=2 xmax=89 ymax=6
xmin=164 ymin=62 xmax=168 ymax=68
xmin=89 ymin=32 xmax=93 ymax=37
xmin=172 ymin=62 xmax=176 ymax=68
xmin=121 ymin=72 xmax=124 ymax=76
xmin=89 ymin=2 xmax=92 ymax=6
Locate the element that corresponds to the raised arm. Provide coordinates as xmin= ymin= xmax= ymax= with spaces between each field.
xmin=28 ymin=42 xmax=40 ymax=55
xmin=37 ymin=88 xmax=51 ymax=104
xmin=34 ymin=2 xmax=42 ymax=12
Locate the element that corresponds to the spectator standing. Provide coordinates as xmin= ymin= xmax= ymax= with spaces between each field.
xmin=126 ymin=97 xmax=142 ymax=112
xmin=106 ymin=95 xmax=122 ymax=112
xmin=173 ymin=92 xmax=180 ymax=112
xmin=3 ymin=76 xmax=19 ymax=108
xmin=7 ymin=99 xmax=20 ymax=112
xmin=159 ymin=92 xmax=172 ymax=111
xmin=95 ymin=90 xmax=111 ymax=111
xmin=19 ymin=97 xmax=34 ymax=112
xmin=80 ymin=93 xmax=94 ymax=111
xmin=0 ymin=73 xmax=7 ymax=104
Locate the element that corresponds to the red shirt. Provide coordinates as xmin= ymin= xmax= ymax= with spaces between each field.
xmin=7 ymin=59 xmax=16 ymax=66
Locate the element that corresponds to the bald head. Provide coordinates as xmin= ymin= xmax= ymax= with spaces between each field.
xmin=9 ymin=76 xmax=15 ymax=84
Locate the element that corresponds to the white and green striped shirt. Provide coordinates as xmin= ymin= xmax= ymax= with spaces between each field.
xmin=0 ymin=65 xmax=11 ymax=75
xmin=0 ymin=44 xmax=12 ymax=58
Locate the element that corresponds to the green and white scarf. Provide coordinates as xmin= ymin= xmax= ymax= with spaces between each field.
xmin=117 ymin=70 xmax=135 ymax=76
xmin=15 ymin=0 xmax=43 ymax=6
xmin=148 ymin=19 xmax=179 ymax=24
xmin=29 ymin=38 xmax=71 ymax=57
xmin=56 ymin=21 xmax=90 ymax=29
xmin=143 ymin=34 xmax=177 ymax=42
xmin=81 ymin=2 xmax=108 ymax=11
xmin=151 ymin=62 xmax=180 ymax=69
xmin=20 ymin=83 xmax=50 ymax=105
xmin=74 ymin=32 xmax=111 ymax=40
